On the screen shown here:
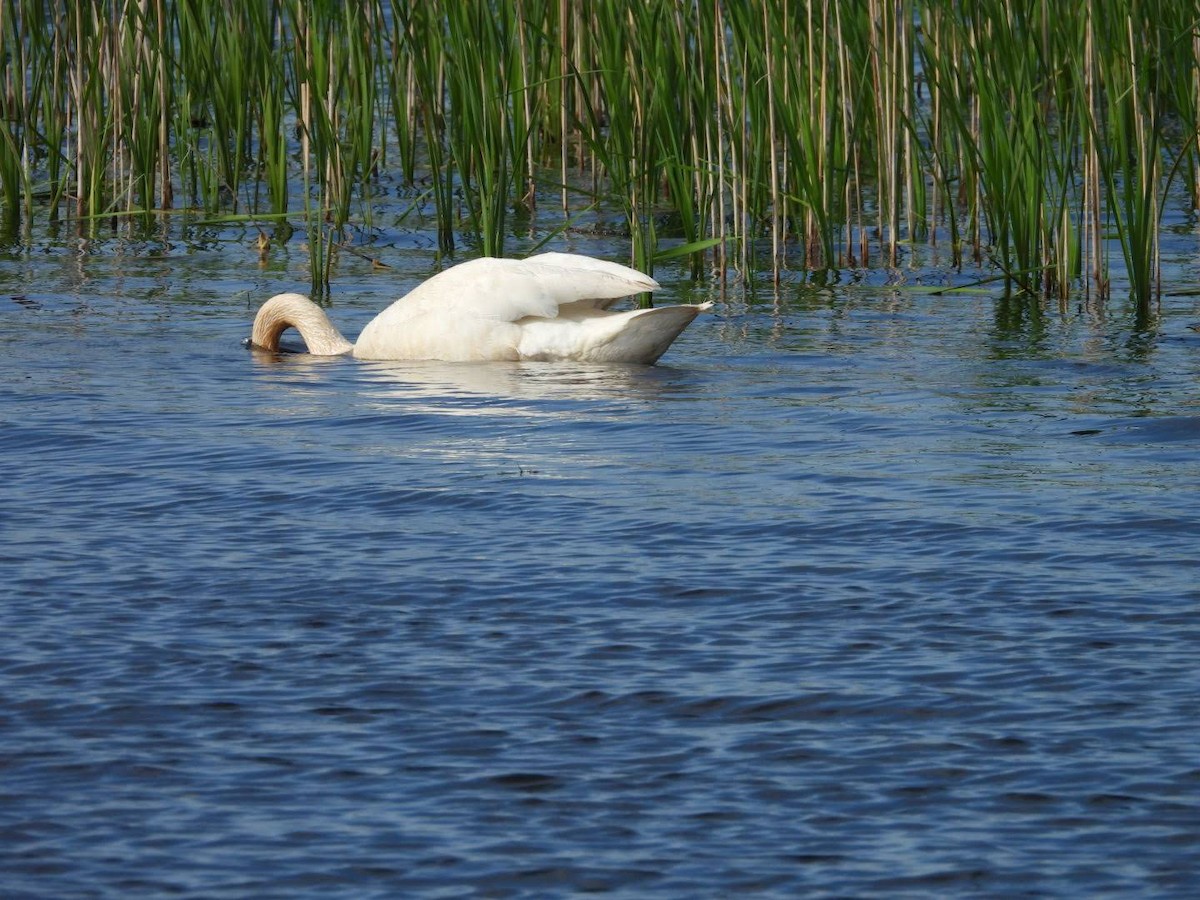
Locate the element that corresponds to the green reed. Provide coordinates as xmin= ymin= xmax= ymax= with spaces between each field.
xmin=442 ymin=1 xmax=527 ymax=259
xmin=0 ymin=0 xmax=32 ymax=234
xmin=392 ymin=1 xmax=454 ymax=255
xmin=584 ymin=3 xmax=660 ymax=274
xmin=0 ymin=1 xmax=1195 ymax=307
xmin=1089 ymin=4 xmax=1163 ymax=311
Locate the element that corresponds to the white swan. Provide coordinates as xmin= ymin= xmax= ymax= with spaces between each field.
xmin=250 ymin=252 xmax=711 ymax=364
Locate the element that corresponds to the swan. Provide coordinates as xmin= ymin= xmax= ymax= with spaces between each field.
xmin=249 ymin=252 xmax=711 ymax=364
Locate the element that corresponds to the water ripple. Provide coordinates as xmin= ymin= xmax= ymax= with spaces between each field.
xmin=2 ymin=285 xmax=1199 ymax=897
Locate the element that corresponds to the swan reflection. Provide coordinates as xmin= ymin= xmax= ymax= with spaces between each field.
xmin=358 ymin=358 xmax=694 ymax=408
xmin=250 ymin=347 xmax=700 ymax=411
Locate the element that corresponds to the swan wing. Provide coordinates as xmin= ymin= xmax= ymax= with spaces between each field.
xmin=398 ymin=254 xmax=658 ymax=320
xmin=522 ymin=252 xmax=659 ymax=312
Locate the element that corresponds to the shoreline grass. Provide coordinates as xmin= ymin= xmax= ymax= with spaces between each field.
xmin=0 ymin=1 xmax=1196 ymax=307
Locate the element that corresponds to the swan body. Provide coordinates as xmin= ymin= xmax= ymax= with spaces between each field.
xmin=250 ymin=253 xmax=710 ymax=364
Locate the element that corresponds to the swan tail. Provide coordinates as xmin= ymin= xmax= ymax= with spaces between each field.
xmin=609 ymin=302 xmax=711 ymax=364
xmin=250 ymin=293 xmax=354 ymax=356
xmin=518 ymin=301 xmax=711 ymax=364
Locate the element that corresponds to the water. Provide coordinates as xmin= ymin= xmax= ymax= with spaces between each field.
xmin=3 ymin=241 xmax=1200 ymax=897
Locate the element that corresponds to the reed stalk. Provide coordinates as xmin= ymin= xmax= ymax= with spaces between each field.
xmin=442 ymin=1 xmax=527 ymax=258
xmin=393 ymin=1 xmax=454 ymax=254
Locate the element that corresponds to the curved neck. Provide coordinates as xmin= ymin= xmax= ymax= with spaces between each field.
xmin=251 ymin=293 xmax=354 ymax=356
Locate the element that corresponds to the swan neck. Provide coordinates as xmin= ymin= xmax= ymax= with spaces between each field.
xmin=251 ymin=293 xmax=353 ymax=356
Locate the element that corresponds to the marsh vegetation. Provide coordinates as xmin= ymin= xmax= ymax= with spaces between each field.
xmin=1 ymin=0 xmax=1197 ymax=309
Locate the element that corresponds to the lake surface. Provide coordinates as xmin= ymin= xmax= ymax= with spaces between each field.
xmin=2 ymin=233 xmax=1200 ymax=897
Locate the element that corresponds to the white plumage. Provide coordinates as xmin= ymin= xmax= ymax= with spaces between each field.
xmin=250 ymin=253 xmax=710 ymax=365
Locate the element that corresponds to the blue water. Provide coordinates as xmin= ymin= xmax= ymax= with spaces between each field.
xmin=3 ymin=245 xmax=1200 ymax=897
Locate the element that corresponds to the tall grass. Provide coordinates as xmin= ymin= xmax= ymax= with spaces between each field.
xmin=1 ymin=1 xmax=1196 ymax=307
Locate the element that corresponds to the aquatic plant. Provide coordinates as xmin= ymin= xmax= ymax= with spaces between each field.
xmin=0 ymin=0 xmax=1194 ymax=306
